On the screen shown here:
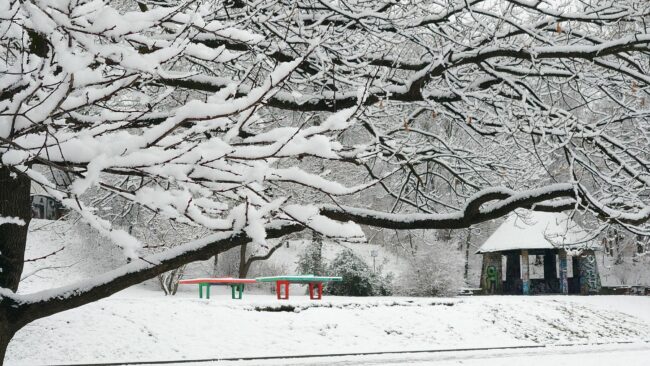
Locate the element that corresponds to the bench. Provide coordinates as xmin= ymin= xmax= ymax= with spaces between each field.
xmin=255 ymin=275 xmax=342 ymax=300
xmin=178 ymin=278 xmax=257 ymax=299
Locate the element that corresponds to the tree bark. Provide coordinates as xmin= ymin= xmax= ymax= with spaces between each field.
xmin=238 ymin=243 xmax=248 ymax=278
xmin=0 ymin=166 xmax=31 ymax=292
xmin=0 ymin=307 xmax=17 ymax=365
xmin=0 ymin=330 xmax=10 ymax=366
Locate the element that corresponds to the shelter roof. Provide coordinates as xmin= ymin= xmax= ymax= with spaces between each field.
xmin=477 ymin=210 xmax=597 ymax=253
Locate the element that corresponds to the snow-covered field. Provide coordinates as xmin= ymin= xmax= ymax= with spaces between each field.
xmin=9 ymin=220 xmax=650 ymax=365
xmin=6 ymin=287 xmax=650 ymax=365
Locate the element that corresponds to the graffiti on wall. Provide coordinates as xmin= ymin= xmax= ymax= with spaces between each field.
xmin=486 ymin=266 xmax=498 ymax=293
xmin=481 ymin=253 xmax=502 ymax=294
xmin=579 ymin=252 xmax=601 ymax=294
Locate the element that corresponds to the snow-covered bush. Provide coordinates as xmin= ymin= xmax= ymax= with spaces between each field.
xmin=325 ymin=249 xmax=393 ymax=296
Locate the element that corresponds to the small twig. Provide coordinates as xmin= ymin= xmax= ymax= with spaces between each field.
xmin=24 ymin=246 xmax=65 ymax=263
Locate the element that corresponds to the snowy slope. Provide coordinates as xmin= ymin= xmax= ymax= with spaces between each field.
xmin=19 ymin=219 xmax=124 ymax=293
xmin=6 ymin=290 xmax=650 ymax=365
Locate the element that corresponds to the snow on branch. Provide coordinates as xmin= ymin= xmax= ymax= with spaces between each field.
xmin=0 ymin=217 xmax=25 ymax=227
xmin=320 ymin=184 xmax=580 ymax=230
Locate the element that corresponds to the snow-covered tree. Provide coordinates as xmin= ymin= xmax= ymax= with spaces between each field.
xmin=1 ymin=0 xmax=650 ymax=360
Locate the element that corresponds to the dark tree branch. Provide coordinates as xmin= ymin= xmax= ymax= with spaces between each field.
xmin=320 ymin=184 xmax=580 ymax=230
xmin=3 ymin=222 xmax=304 ymax=329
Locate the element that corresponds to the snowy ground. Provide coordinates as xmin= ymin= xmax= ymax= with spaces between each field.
xmin=9 ymin=220 xmax=650 ymax=365
xmin=6 ymin=287 xmax=650 ymax=365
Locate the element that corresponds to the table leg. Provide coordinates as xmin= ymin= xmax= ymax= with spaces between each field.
xmin=309 ymin=283 xmax=323 ymax=300
xmin=231 ymin=284 xmax=244 ymax=299
xmin=276 ymin=280 xmax=289 ymax=300
xmin=199 ymin=283 xmax=203 ymax=299
xmin=206 ymin=284 xmax=211 ymax=299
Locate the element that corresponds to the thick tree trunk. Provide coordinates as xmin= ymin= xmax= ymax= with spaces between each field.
xmin=239 ymin=262 xmax=251 ymax=279
xmin=0 ymin=309 xmax=15 ymax=365
xmin=238 ymin=243 xmax=248 ymax=278
xmin=0 ymin=331 xmax=10 ymax=366
xmin=0 ymin=166 xmax=31 ymax=292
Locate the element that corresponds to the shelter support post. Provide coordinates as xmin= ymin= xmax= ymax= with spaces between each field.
xmin=521 ymin=250 xmax=530 ymax=295
xmin=559 ymin=250 xmax=568 ymax=295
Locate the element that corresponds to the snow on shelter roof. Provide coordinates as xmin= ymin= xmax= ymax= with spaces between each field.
xmin=477 ymin=210 xmax=597 ymax=253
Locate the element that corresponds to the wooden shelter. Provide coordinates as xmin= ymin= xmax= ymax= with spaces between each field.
xmin=478 ymin=211 xmax=601 ymax=295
